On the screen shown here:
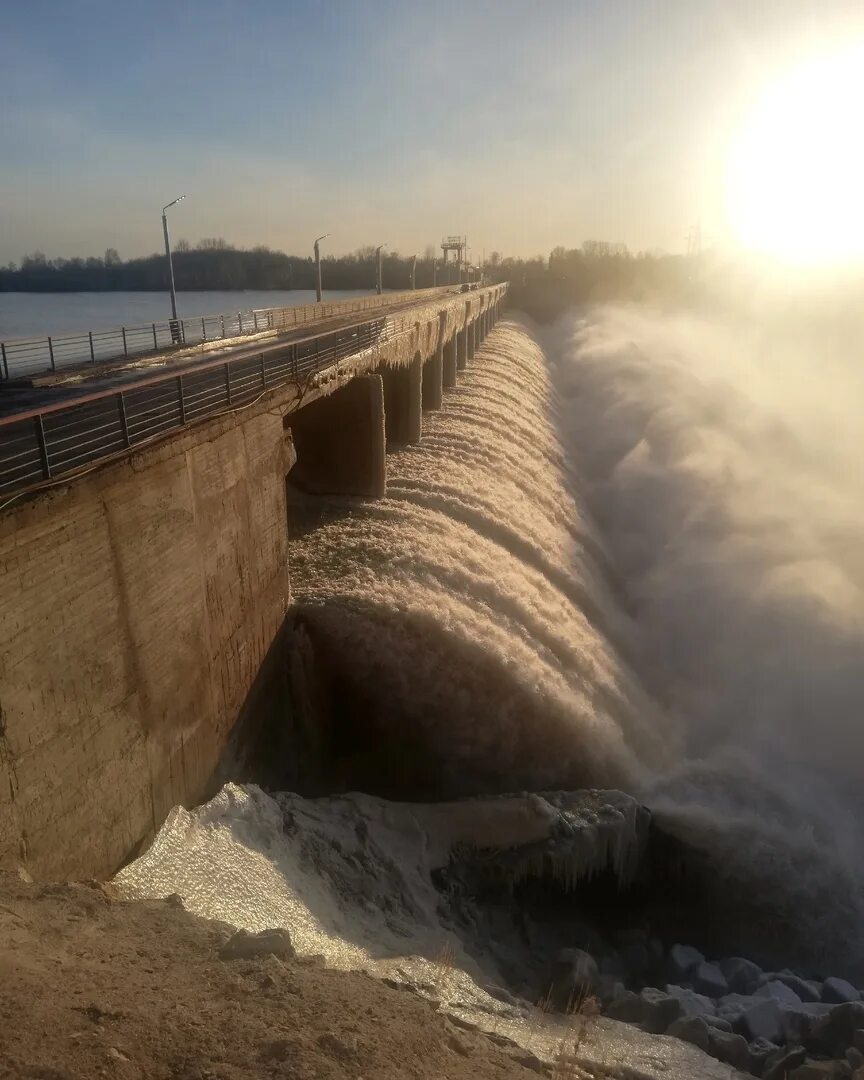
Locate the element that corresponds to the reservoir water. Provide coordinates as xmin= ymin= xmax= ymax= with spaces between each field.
xmin=0 ymin=289 xmax=379 ymax=340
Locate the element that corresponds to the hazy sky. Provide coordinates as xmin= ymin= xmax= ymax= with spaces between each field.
xmin=2 ymin=0 xmax=862 ymax=263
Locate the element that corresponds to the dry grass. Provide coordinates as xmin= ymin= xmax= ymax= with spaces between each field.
xmin=529 ymin=984 xmax=602 ymax=1078
xmin=432 ymin=939 xmax=459 ymax=997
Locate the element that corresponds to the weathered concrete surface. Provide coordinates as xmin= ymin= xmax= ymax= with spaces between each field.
xmin=456 ymin=328 xmax=467 ymax=371
xmin=381 ymin=354 xmax=423 ymax=446
xmin=443 ymin=335 xmax=458 ymax=388
xmin=421 ymin=345 xmax=444 ymax=412
xmin=0 ymin=407 xmax=292 ymax=879
xmin=0 ymin=284 xmax=506 ymax=880
xmin=287 ymin=375 xmax=386 ymax=498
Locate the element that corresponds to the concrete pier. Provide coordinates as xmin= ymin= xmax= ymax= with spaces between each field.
xmin=0 ymin=281 xmax=507 ymax=881
xmin=443 ymin=335 xmax=458 ymax=388
xmin=381 ymin=354 xmax=423 ymax=445
xmin=457 ymin=328 xmax=467 ymax=371
xmin=287 ymin=375 xmax=386 ymax=498
xmin=422 ymin=341 xmax=444 ymax=412
xmin=467 ymin=319 xmax=476 ymax=360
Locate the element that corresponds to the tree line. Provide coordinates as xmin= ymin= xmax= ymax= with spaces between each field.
xmin=0 ymin=239 xmax=700 ymax=318
xmin=0 ymin=241 xmax=460 ymax=293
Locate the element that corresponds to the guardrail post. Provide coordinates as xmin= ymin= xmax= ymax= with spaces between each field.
xmin=253 ymin=311 xmax=259 ymax=332
xmin=48 ymin=337 xmax=56 ymax=371
xmin=202 ymin=317 xmax=207 ymax=341
xmin=1 ymin=343 xmax=7 ymax=381
xmin=260 ymin=354 xmax=266 ymax=390
xmin=238 ymin=312 xmax=244 ymax=334
xmin=89 ymin=331 xmax=96 ymax=363
xmin=225 ymin=363 xmax=233 ymax=405
xmin=152 ymin=324 xmax=158 ymax=349
xmin=177 ymin=375 xmax=186 ymax=424
xmin=117 ymin=392 xmax=131 ymax=447
xmin=122 ymin=327 xmax=128 ymax=357
xmin=221 ymin=314 xmax=226 ymax=339
xmin=34 ymin=415 xmax=51 ymax=479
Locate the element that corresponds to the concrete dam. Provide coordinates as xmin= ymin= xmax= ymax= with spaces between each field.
xmin=3 ymin=285 xmax=864 ymax=986
xmin=0 ymin=285 xmax=505 ymax=880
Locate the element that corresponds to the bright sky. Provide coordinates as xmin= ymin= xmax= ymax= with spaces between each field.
xmin=2 ymin=0 xmax=863 ymax=263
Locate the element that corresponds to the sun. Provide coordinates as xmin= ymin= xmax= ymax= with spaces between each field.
xmin=726 ymin=45 xmax=864 ymax=265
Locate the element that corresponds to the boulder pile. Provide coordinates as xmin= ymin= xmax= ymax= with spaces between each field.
xmin=551 ymin=935 xmax=864 ymax=1079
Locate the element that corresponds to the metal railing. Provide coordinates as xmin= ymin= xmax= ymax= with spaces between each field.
xmin=0 ymin=287 xmax=453 ymax=381
xmin=0 ymin=284 xmax=507 ymax=499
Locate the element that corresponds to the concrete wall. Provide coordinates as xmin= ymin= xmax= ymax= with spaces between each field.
xmin=0 ymin=408 xmax=292 ymax=879
xmin=287 ymin=375 xmax=386 ymax=498
xmin=0 ymin=282 xmax=506 ymax=881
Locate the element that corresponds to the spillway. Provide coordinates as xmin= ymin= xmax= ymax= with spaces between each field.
xmin=284 ymin=320 xmax=667 ymax=802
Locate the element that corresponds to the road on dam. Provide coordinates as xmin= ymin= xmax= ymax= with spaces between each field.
xmin=0 ymin=287 xmax=477 ymax=499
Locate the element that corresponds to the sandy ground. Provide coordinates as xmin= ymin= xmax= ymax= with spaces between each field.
xmin=0 ymin=872 xmax=551 ymax=1080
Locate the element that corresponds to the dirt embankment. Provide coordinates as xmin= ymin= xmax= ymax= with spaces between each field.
xmin=0 ymin=873 xmax=542 ymax=1080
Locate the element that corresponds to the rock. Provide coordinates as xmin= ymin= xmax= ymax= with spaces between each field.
xmin=809 ymin=1003 xmax=864 ymax=1058
xmin=617 ymin=931 xmax=654 ymax=984
xmin=558 ymin=948 xmax=598 ymax=986
xmin=732 ymin=997 xmax=783 ymax=1043
xmin=594 ymin=975 xmax=626 ymax=1004
xmin=669 ymin=943 xmax=705 ymax=982
xmin=763 ymin=1045 xmax=807 ymax=1080
xmin=316 ymin=1032 xmax=358 ymax=1063
xmin=757 ymin=979 xmax=804 ymax=1007
xmin=708 ymin=1028 xmax=750 ymax=1071
xmin=789 ymin=1063 xmax=852 ymax=1079
xmin=667 ymin=1015 xmax=712 ymax=1053
xmin=639 ymin=987 xmax=683 ymax=1034
xmin=665 ymin=984 xmax=717 ymax=1018
xmin=779 ymin=1002 xmax=834 ymax=1044
xmin=704 ymin=1015 xmax=733 ymax=1033
xmin=694 ymin=961 xmax=729 ymax=999
xmin=219 ymin=928 xmax=295 ymax=962
xmin=720 ymin=956 xmax=763 ymax=996
xmin=824 ymin=979 xmax=863 ymax=1005
xmin=605 ymin=990 xmax=644 ymax=1024
xmin=510 ymin=1050 xmax=546 ymax=1074
xmin=749 ymin=1037 xmax=780 ymax=1076
xmin=771 ymin=972 xmax=824 ymax=1003
xmin=552 ymin=948 xmax=599 ymax=1007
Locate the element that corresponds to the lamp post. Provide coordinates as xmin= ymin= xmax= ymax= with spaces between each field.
xmin=375 ymin=244 xmax=386 ymax=295
xmin=162 ymin=195 xmax=186 ymax=342
xmin=410 ymin=254 xmax=417 ymax=290
xmin=313 ymin=233 xmax=329 ymax=303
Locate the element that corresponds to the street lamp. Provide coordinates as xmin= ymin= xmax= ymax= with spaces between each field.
xmin=375 ymin=244 xmax=386 ymax=295
xmin=162 ymin=194 xmax=187 ymax=341
xmin=409 ymin=254 xmax=417 ymax=290
xmin=313 ymin=233 xmax=329 ymax=303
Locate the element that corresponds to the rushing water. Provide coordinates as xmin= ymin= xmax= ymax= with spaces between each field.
xmin=121 ymin=309 xmax=864 ymax=992
xmin=0 ymin=289 xmax=379 ymax=340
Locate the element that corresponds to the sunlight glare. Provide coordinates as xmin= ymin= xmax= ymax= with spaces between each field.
xmin=726 ymin=45 xmax=864 ymax=264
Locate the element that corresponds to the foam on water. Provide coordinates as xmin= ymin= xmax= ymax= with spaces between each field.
xmin=123 ymin=309 xmax=864 ymax=1001
xmin=287 ymin=322 xmax=668 ymax=799
xmin=547 ymin=305 xmax=864 ymax=972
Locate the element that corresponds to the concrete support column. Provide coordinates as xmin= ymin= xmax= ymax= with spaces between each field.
xmin=443 ymin=335 xmax=457 ymax=387
xmin=467 ymin=319 xmax=476 ymax=360
xmin=422 ymin=340 xmax=444 ymax=411
xmin=287 ymin=374 xmax=386 ymax=497
xmin=381 ymin=354 xmax=423 ymax=446
xmin=456 ymin=328 xmax=467 ymax=371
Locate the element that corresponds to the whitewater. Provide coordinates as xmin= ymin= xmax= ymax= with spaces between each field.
xmin=118 ymin=308 xmax=864 ymax=1034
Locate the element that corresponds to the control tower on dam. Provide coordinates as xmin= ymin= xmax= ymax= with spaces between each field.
xmin=0 ymin=284 xmax=506 ymax=880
